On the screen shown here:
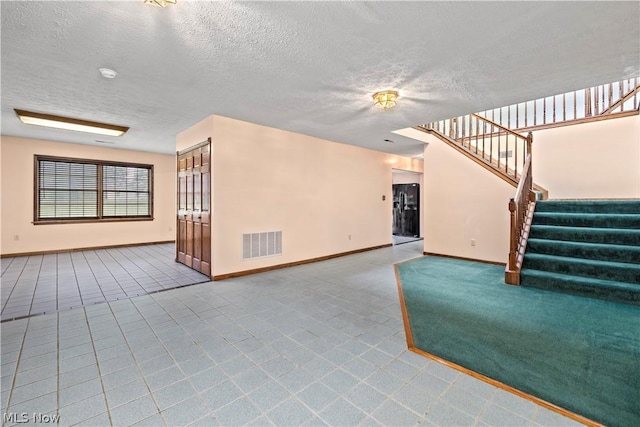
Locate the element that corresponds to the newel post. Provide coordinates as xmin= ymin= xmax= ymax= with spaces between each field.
xmin=527 ymin=132 xmax=537 ymax=202
xmin=506 ymin=198 xmax=519 ymax=285
xmin=508 ymin=198 xmax=517 ymax=269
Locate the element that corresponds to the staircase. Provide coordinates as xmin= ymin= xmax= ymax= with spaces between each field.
xmin=415 ymin=113 xmax=549 ymax=198
xmin=416 ymin=78 xmax=639 ymax=291
xmin=521 ymin=200 xmax=640 ymax=305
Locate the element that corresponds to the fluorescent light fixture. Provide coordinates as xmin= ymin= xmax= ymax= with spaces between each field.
xmin=14 ymin=109 xmax=129 ymax=137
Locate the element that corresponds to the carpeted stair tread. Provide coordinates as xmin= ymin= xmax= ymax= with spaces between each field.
xmin=523 ymin=253 xmax=640 ymax=284
xmin=523 ymin=199 xmax=640 ymax=305
xmin=532 ymin=212 xmax=640 ymax=229
xmin=526 ymin=238 xmax=640 ymax=264
xmin=520 ymin=269 xmax=640 ymax=306
xmin=529 ymin=225 xmax=640 ymax=246
xmin=535 ymin=199 xmax=640 ymax=214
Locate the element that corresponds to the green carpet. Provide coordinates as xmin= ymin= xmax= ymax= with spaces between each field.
xmin=397 ymin=256 xmax=640 ymax=427
xmin=522 ymin=200 xmax=640 ymax=305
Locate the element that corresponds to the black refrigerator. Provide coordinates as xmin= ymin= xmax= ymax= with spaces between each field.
xmin=392 ymin=183 xmax=420 ymax=237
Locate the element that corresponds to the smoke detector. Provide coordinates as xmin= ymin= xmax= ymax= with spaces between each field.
xmin=99 ymin=68 xmax=118 ymax=79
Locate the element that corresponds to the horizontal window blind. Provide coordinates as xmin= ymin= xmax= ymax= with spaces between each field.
xmin=102 ymin=166 xmax=150 ymax=217
xmin=35 ymin=156 xmax=153 ymax=222
xmin=38 ymin=160 xmax=98 ymax=219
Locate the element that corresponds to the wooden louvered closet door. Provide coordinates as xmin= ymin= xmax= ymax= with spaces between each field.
xmin=176 ymin=139 xmax=211 ymax=277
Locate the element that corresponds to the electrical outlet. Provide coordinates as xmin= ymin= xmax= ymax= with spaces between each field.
xmin=471 ymin=239 xmax=476 ymax=246
xmin=168 ymin=226 xmax=172 ymax=232
xmin=13 ymin=235 xmax=19 ymax=241
xmin=348 ymin=234 xmax=352 ymax=240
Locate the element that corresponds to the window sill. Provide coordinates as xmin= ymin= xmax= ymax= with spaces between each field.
xmin=33 ymin=217 xmax=154 ymax=225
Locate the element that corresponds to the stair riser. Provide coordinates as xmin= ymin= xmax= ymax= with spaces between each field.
xmin=520 ymin=272 xmax=640 ymax=306
xmin=523 ymin=256 xmax=640 ymax=284
xmin=532 ymin=214 xmax=640 ymax=229
xmin=535 ymin=201 xmax=640 ymax=214
xmin=529 ymin=226 xmax=640 ymax=246
xmin=526 ymin=240 xmax=640 ymax=264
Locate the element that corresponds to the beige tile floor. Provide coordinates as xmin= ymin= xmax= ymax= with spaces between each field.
xmin=0 ymin=242 xmax=583 ymax=426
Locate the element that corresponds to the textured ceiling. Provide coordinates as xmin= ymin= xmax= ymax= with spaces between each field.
xmin=2 ymin=1 xmax=639 ymax=156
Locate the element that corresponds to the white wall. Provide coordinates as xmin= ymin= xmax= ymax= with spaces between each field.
xmin=532 ymin=115 xmax=640 ymax=198
xmin=178 ymin=115 xmax=423 ymax=277
xmin=0 ymin=136 xmax=175 ymax=255
xmin=392 ymin=170 xmax=424 ymax=238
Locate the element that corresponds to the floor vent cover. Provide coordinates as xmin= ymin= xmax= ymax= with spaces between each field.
xmin=243 ymin=231 xmax=282 ymax=260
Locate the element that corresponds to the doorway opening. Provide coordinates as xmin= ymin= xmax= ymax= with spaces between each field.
xmin=392 ymin=169 xmax=423 ymax=246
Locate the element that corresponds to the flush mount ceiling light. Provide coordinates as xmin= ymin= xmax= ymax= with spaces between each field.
xmin=372 ymin=90 xmax=399 ymax=110
xmin=144 ymin=0 xmax=177 ymax=7
xmin=14 ymin=109 xmax=129 ymax=137
xmin=99 ymin=68 xmax=118 ymax=79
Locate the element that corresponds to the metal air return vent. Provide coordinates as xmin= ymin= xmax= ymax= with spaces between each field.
xmin=243 ymin=231 xmax=282 ymax=260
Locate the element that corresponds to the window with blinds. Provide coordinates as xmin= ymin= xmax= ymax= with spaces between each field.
xmin=38 ymin=160 xmax=98 ymax=219
xmin=102 ymin=166 xmax=150 ymax=217
xmin=35 ymin=156 xmax=153 ymax=223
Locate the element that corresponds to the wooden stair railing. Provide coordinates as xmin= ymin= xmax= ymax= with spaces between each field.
xmin=505 ymin=133 xmax=536 ymax=285
xmin=415 ymin=114 xmax=548 ymax=199
xmin=475 ymin=78 xmax=639 ymax=133
xmin=601 ymin=82 xmax=640 ymax=115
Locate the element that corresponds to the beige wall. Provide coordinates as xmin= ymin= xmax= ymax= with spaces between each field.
xmin=0 ymin=136 xmax=175 ymax=255
xmin=176 ymin=115 xmax=215 ymax=153
xmin=179 ymin=115 xmax=423 ymax=277
xmin=421 ymin=136 xmax=513 ymax=263
xmin=532 ymin=115 xmax=640 ymax=199
xmin=395 ymin=127 xmax=513 ymax=264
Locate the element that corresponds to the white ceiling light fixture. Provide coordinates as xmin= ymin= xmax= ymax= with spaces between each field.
xmin=99 ymin=68 xmax=118 ymax=79
xmin=373 ymin=90 xmax=399 ymax=110
xmin=144 ymin=0 xmax=177 ymax=7
xmin=14 ymin=109 xmax=129 ymax=137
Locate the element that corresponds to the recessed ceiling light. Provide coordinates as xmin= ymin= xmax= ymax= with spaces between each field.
xmin=14 ymin=109 xmax=129 ymax=137
xmin=99 ymin=68 xmax=118 ymax=79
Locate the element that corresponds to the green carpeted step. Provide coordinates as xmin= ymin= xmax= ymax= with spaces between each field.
xmin=532 ymin=212 xmax=640 ymax=229
xmin=529 ymin=225 xmax=640 ymax=246
xmin=522 ymin=199 xmax=640 ymax=306
xmin=523 ymin=253 xmax=640 ymax=284
xmin=535 ymin=199 xmax=640 ymax=214
xmin=526 ymin=238 xmax=640 ymax=264
xmin=520 ymin=268 xmax=640 ymax=306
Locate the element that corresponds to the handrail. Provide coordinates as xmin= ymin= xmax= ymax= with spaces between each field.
xmin=476 ymin=78 xmax=639 ymax=131
xmin=505 ymin=133 xmax=536 ymax=285
xmin=601 ymin=83 xmax=640 ymax=115
xmin=422 ymin=113 xmax=530 ymax=181
xmin=414 ymin=125 xmax=520 ymax=188
xmin=470 ymin=113 xmax=520 ymax=136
